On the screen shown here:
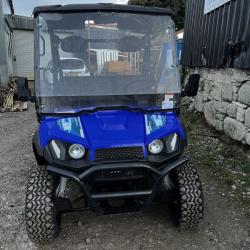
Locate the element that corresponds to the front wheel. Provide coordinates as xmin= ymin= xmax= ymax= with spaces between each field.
xmin=25 ymin=165 xmax=59 ymax=243
xmin=169 ymin=162 xmax=204 ymax=229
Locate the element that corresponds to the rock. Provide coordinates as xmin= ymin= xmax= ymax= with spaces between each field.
xmin=222 ymin=83 xmax=233 ymax=102
xmin=232 ymin=81 xmax=242 ymax=92
xmin=199 ymin=78 xmax=205 ymax=91
xmin=238 ymin=82 xmax=250 ymax=105
xmin=204 ymin=101 xmax=216 ymax=128
xmin=215 ymin=120 xmax=224 ymax=131
xmin=227 ymin=103 xmax=237 ymax=118
xmin=236 ymin=107 xmax=246 ymax=122
xmin=194 ymin=92 xmax=204 ymax=112
xmin=233 ymin=101 xmax=247 ymax=109
xmin=78 ymin=221 xmax=83 ymax=228
xmin=204 ymin=80 xmax=214 ymax=94
xmin=245 ymin=108 xmax=250 ymax=128
xmin=215 ymin=102 xmax=228 ymax=114
xmin=224 ymin=117 xmax=246 ymax=142
xmin=232 ymin=92 xmax=238 ymax=101
xmin=231 ymin=185 xmax=236 ymax=191
xmin=85 ymin=238 xmax=91 ymax=244
xmin=188 ymin=102 xmax=195 ymax=112
xmin=216 ymin=113 xmax=225 ymax=121
xmin=246 ymin=133 xmax=250 ymax=146
xmin=203 ymin=101 xmax=225 ymax=131
xmin=202 ymin=92 xmax=210 ymax=102
xmin=211 ymin=83 xmax=222 ymax=101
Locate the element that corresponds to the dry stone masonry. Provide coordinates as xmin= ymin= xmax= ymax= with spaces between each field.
xmin=185 ymin=68 xmax=250 ymax=146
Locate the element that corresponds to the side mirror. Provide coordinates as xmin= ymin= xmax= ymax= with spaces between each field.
xmin=183 ymin=74 xmax=200 ymax=97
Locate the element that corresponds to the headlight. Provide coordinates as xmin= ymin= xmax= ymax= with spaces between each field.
xmin=68 ymin=144 xmax=85 ymax=159
xmin=165 ymin=133 xmax=178 ymax=153
xmin=148 ymin=139 xmax=164 ymax=154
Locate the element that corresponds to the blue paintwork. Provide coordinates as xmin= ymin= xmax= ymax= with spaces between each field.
xmin=176 ymin=39 xmax=183 ymax=63
xmin=39 ymin=111 xmax=186 ymax=161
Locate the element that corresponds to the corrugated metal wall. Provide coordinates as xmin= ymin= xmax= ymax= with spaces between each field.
xmin=12 ymin=15 xmax=33 ymax=30
xmin=181 ymin=0 xmax=250 ymax=69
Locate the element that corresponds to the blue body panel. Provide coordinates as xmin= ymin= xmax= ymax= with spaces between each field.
xmin=176 ymin=39 xmax=183 ymax=63
xmin=39 ymin=111 xmax=186 ymax=161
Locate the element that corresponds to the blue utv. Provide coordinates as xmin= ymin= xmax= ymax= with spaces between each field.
xmin=26 ymin=3 xmax=204 ymax=243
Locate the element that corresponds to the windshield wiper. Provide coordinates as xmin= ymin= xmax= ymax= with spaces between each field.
xmin=38 ymin=106 xmax=179 ymax=118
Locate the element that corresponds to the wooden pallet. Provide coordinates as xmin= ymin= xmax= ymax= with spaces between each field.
xmin=0 ymin=101 xmax=28 ymax=113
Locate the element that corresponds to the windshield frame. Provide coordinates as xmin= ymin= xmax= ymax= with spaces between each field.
xmin=33 ymin=4 xmax=175 ymax=18
xmin=34 ymin=10 xmax=180 ymax=115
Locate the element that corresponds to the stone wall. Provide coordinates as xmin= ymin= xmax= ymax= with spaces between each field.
xmin=185 ymin=68 xmax=250 ymax=146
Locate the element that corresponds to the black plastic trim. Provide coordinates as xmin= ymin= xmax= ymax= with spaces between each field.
xmin=33 ymin=4 xmax=174 ymax=17
xmin=37 ymin=107 xmax=180 ymax=119
xmin=91 ymin=190 xmax=152 ymax=200
xmin=47 ymin=157 xmax=188 ymax=214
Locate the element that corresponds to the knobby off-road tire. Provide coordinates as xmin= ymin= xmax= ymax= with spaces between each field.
xmin=170 ymin=162 xmax=204 ymax=229
xmin=25 ymin=165 xmax=59 ymax=243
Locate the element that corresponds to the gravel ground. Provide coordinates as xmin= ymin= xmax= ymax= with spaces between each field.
xmin=0 ymin=104 xmax=249 ymax=250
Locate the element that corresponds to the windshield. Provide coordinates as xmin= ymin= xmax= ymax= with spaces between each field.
xmin=35 ymin=12 xmax=180 ymax=113
xmin=61 ymin=59 xmax=85 ymax=69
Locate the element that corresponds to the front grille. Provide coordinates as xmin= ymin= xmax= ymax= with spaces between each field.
xmin=94 ymin=146 xmax=144 ymax=161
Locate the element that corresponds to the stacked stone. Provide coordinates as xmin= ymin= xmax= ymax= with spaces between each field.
xmin=187 ymin=68 xmax=250 ymax=146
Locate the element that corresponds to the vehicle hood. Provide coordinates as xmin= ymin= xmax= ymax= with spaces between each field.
xmin=39 ymin=111 xmax=185 ymax=150
xmin=81 ymin=110 xmax=145 ymax=148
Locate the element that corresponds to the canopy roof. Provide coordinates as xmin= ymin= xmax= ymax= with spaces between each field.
xmin=33 ymin=3 xmax=174 ymax=17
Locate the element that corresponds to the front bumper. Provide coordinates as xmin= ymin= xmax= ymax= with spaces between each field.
xmin=47 ymin=157 xmax=188 ymax=214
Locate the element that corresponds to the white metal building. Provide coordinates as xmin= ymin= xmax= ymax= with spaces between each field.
xmin=12 ymin=15 xmax=34 ymax=80
xmin=0 ymin=0 xmax=14 ymax=87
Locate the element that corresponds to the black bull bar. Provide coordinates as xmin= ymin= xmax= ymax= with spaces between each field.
xmin=48 ymin=157 xmax=188 ymax=214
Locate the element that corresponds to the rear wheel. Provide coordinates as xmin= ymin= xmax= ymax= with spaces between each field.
xmin=170 ymin=162 xmax=204 ymax=229
xmin=25 ymin=165 xmax=59 ymax=243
